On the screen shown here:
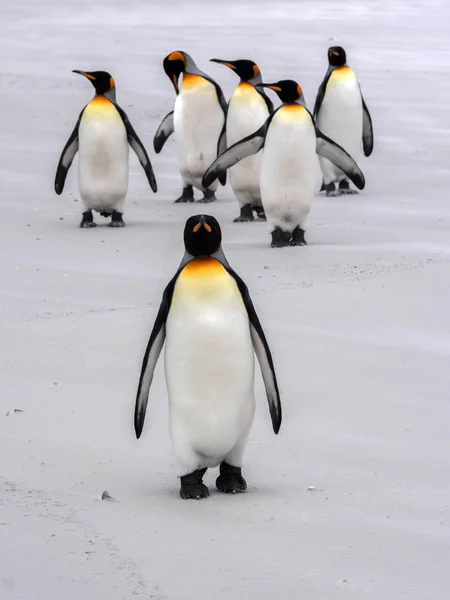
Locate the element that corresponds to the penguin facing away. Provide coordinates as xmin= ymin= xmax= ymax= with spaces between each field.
xmin=314 ymin=46 xmax=373 ymax=196
xmin=203 ymin=79 xmax=365 ymax=248
xmin=210 ymin=58 xmax=274 ymax=222
xmin=55 ymin=70 xmax=157 ymax=228
xmin=153 ymin=51 xmax=227 ymax=204
xmin=134 ymin=214 xmax=281 ymax=499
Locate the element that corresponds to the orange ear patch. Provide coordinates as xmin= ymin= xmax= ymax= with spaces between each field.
xmin=253 ymin=64 xmax=260 ymax=77
xmin=297 ymin=84 xmax=303 ymax=96
xmin=193 ymin=222 xmax=202 ymax=232
xmin=169 ymin=51 xmax=186 ymax=64
xmin=110 ymin=77 xmax=115 ymax=89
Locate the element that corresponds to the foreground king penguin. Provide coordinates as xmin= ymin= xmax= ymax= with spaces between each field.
xmin=203 ymin=79 xmax=365 ymax=247
xmin=153 ymin=51 xmax=227 ymax=203
xmin=314 ymin=46 xmax=374 ymax=196
xmin=55 ymin=70 xmax=157 ymax=227
xmin=134 ymin=215 xmax=281 ymax=499
xmin=210 ymin=58 xmax=273 ymax=222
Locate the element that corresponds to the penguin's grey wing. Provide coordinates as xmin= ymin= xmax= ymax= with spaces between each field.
xmin=114 ymin=104 xmax=158 ymax=193
xmin=153 ymin=110 xmax=174 ymax=154
xmin=313 ymin=71 xmax=332 ymax=119
xmin=360 ymin=89 xmax=374 ymax=157
xmin=54 ymin=109 xmax=84 ymax=195
xmin=224 ymin=267 xmax=282 ymax=434
xmin=217 ymin=122 xmax=227 ymax=186
xmin=202 ymin=120 xmax=268 ymax=189
xmin=256 ymin=88 xmax=275 ymax=113
xmin=315 ymin=127 xmax=366 ymax=190
xmin=134 ymin=272 xmax=180 ymax=439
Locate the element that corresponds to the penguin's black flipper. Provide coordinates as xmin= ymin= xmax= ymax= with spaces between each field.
xmin=313 ymin=70 xmax=332 ymax=119
xmin=217 ymin=122 xmax=227 ymax=186
xmin=224 ymin=267 xmax=282 ymax=434
xmin=360 ymin=91 xmax=374 ymax=157
xmin=315 ymin=127 xmax=365 ymax=190
xmin=115 ymin=104 xmax=158 ymax=193
xmin=202 ymin=121 xmax=268 ymax=189
xmin=134 ymin=272 xmax=180 ymax=438
xmin=153 ymin=110 xmax=175 ymax=153
xmin=54 ymin=110 xmax=83 ymax=195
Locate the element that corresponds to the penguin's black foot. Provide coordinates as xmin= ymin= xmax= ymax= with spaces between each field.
xmin=108 ymin=211 xmax=125 ymax=228
xmin=100 ymin=211 xmax=112 ymax=218
xmin=290 ymin=227 xmax=307 ymax=246
xmin=180 ymin=468 xmax=209 ymax=500
xmin=270 ymin=228 xmax=291 ymax=248
xmin=325 ymin=182 xmax=339 ymax=197
xmin=233 ymin=204 xmax=254 ymax=222
xmin=174 ymin=185 xmax=195 ymax=203
xmin=216 ymin=462 xmax=247 ymax=494
xmin=253 ymin=205 xmax=266 ymax=220
xmin=80 ymin=211 xmax=97 ymax=228
xmin=197 ymin=190 xmax=216 ymax=203
xmin=319 ymin=179 xmax=326 ymax=192
xmin=339 ymin=180 xmax=358 ymax=195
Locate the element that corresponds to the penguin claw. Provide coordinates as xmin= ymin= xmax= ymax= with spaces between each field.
xmin=108 ymin=220 xmax=125 ymax=228
xmin=179 ymin=483 xmax=210 ymax=500
xmin=80 ymin=221 xmax=97 ymax=228
xmin=233 ymin=215 xmax=254 ymax=223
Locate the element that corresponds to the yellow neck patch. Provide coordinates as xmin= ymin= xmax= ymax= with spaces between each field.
xmin=173 ymin=257 xmax=241 ymax=306
xmin=182 ymin=72 xmax=210 ymax=91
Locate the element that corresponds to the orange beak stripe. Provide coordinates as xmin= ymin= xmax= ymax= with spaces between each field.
xmin=268 ymin=85 xmax=282 ymax=92
xmin=331 ymin=51 xmax=340 ymax=57
xmin=82 ymin=73 xmax=96 ymax=81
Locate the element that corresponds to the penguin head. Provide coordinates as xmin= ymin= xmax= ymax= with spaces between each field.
xmin=184 ymin=215 xmax=222 ymax=257
xmin=328 ymin=46 xmax=347 ymax=67
xmin=256 ymin=80 xmax=303 ymax=104
xmin=163 ymin=51 xmax=188 ymax=94
xmin=72 ymin=70 xmax=116 ymax=95
xmin=210 ymin=58 xmax=261 ymax=82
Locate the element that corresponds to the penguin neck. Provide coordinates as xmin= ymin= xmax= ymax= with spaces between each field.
xmin=103 ymin=88 xmax=116 ymax=102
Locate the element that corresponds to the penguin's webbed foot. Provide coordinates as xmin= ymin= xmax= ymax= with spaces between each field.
xmin=80 ymin=211 xmax=97 ymax=228
xmin=197 ymin=190 xmax=216 ymax=203
xmin=290 ymin=227 xmax=307 ymax=246
xmin=108 ymin=211 xmax=125 ymax=228
xmin=174 ymin=185 xmax=195 ymax=203
xmin=216 ymin=462 xmax=247 ymax=494
xmin=325 ymin=182 xmax=339 ymax=197
xmin=233 ymin=204 xmax=254 ymax=223
xmin=270 ymin=228 xmax=291 ymax=248
xmin=339 ymin=180 xmax=358 ymax=195
xmin=180 ymin=468 xmax=209 ymax=500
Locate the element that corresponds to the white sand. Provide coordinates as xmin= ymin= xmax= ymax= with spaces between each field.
xmin=1 ymin=1 xmax=450 ymax=598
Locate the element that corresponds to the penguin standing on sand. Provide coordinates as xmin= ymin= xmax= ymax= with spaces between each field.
xmin=153 ymin=51 xmax=227 ymax=203
xmin=134 ymin=214 xmax=281 ymax=499
xmin=210 ymin=58 xmax=273 ymax=222
xmin=203 ymin=80 xmax=365 ymax=248
xmin=314 ymin=46 xmax=373 ymax=196
xmin=55 ymin=70 xmax=157 ymax=227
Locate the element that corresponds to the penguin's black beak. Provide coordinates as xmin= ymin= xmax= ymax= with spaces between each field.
xmin=256 ymin=83 xmax=282 ymax=92
xmin=210 ymin=59 xmax=236 ymax=70
xmin=72 ymin=70 xmax=96 ymax=81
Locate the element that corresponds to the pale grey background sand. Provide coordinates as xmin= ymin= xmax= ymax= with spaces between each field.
xmin=1 ymin=1 xmax=450 ymax=598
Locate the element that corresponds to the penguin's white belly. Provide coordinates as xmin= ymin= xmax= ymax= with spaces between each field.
xmin=227 ymin=87 xmax=269 ymax=206
xmin=261 ymin=106 xmax=316 ymax=232
xmin=165 ymin=258 xmax=255 ymax=468
xmin=317 ymin=68 xmax=363 ymax=181
xmin=175 ymin=74 xmax=224 ymax=191
xmin=78 ymin=97 xmax=129 ymax=212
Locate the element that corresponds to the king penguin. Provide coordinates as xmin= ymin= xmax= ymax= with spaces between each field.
xmin=314 ymin=46 xmax=374 ymax=196
xmin=209 ymin=58 xmax=274 ymax=222
xmin=54 ymin=70 xmax=157 ymax=227
xmin=203 ymin=80 xmax=365 ymax=247
xmin=134 ymin=214 xmax=282 ymax=499
xmin=153 ymin=51 xmax=227 ymax=203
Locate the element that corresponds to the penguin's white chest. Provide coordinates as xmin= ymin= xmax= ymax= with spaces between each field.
xmin=261 ymin=105 xmax=316 ymax=231
xmin=165 ymin=257 xmax=255 ymax=462
xmin=227 ymin=83 xmax=269 ymax=205
xmin=317 ymin=67 xmax=363 ymax=157
xmin=174 ymin=74 xmax=224 ymax=190
xmin=78 ymin=96 xmax=129 ymax=211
